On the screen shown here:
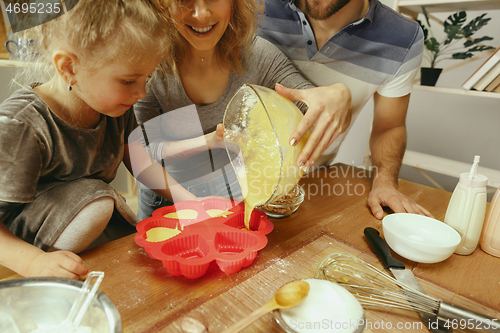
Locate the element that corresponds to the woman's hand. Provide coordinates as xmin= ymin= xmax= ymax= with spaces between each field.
xmin=275 ymin=83 xmax=352 ymax=171
xmin=25 ymin=251 xmax=88 ymax=280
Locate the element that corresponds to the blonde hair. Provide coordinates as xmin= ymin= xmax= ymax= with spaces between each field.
xmin=17 ymin=0 xmax=170 ymax=84
xmin=163 ymin=0 xmax=262 ymax=75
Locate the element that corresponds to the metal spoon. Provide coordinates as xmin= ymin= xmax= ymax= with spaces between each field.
xmin=221 ymin=280 xmax=310 ymax=333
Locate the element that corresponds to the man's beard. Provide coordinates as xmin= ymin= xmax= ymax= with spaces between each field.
xmin=303 ymin=0 xmax=351 ymax=20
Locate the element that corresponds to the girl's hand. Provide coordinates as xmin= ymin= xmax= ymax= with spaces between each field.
xmin=275 ymin=83 xmax=352 ymax=170
xmin=205 ymin=123 xmax=225 ymax=150
xmin=26 ymin=251 xmax=88 ymax=280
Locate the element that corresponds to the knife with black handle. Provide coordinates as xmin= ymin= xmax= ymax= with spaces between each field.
xmin=364 ymin=227 xmax=452 ymax=333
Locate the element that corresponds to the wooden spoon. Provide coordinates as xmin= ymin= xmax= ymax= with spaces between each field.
xmin=221 ymin=280 xmax=310 ymax=333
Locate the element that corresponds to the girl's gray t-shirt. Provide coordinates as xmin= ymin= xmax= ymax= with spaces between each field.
xmin=0 ymin=85 xmax=137 ymax=204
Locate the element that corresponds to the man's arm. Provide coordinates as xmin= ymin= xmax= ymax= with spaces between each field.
xmin=367 ymin=92 xmax=432 ymax=219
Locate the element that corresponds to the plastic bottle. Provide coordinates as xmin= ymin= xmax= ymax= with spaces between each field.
xmin=444 ymin=156 xmax=488 ymax=255
xmin=480 ymin=186 xmax=500 ymax=257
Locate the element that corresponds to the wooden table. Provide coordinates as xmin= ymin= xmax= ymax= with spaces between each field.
xmin=1 ymin=164 xmax=499 ymax=332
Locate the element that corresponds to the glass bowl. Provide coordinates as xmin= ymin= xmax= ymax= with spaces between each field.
xmin=258 ymin=185 xmax=305 ymax=218
xmin=223 ymin=84 xmax=309 ymax=208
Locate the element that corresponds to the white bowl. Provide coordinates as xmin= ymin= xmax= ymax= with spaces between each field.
xmin=382 ymin=213 xmax=461 ymax=263
xmin=273 ymin=279 xmax=365 ymax=333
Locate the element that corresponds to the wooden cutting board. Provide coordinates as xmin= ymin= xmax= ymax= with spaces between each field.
xmin=144 ymin=232 xmax=500 ymax=332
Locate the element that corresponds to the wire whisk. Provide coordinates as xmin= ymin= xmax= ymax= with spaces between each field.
xmin=314 ymin=253 xmax=500 ymax=333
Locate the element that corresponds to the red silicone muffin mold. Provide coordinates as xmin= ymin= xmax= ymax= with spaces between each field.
xmin=135 ymin=199 xmax=274 ymax=279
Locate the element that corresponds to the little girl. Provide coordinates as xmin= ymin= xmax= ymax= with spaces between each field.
xmin=0 ymin=0 xmax=194 ymax=279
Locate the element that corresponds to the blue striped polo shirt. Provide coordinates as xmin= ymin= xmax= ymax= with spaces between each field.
xmin=258 ymin=0 xmax=424 ymax=165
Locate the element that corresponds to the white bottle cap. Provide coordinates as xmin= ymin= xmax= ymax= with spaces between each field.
xmin=459 ymin=155 xmax=488 ymax=187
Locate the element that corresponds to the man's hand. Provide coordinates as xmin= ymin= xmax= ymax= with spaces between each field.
xmin=367 ymin=180 xmax=433 ymax=220
xmin=25 ymin=251 xmax=88 ymax=280
xmin=275 ymin=82 xmax=352 ymax=170
xmin=367 ymin=93 xmax=432 ymax=219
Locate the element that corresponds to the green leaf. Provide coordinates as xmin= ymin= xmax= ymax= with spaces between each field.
xmin=466 ymin=45 xmax=495 ymax=52
xmin=444 ymin=25 xmax=462 ymax=44
xmin=421 ymin=6 xmax=431 ymax=28
xmin=463 ymin=36 xmax=494 ymax=47
xmin=416 ymin=19 xmax=429 ymax=41
xmin=425 ymin=38 xmax=440 ymax=54
xmin=452 ymin=52 xmax=473 ymax=60
xmin=462 ymin=14 xmax=491 ymax=37
xmin=445 ymin=11 xmax=466 ymax=27
xmin=443 ymin=11 xmax=467 ymax=44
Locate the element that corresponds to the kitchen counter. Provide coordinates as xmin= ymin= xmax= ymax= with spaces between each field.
xmin=1 ymin=163 xmax=499 ymax=332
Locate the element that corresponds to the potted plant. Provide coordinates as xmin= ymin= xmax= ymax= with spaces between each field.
xmin=416 ymin=8 xmax=495 ymax=86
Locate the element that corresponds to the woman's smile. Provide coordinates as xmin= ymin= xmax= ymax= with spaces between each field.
xmin=171 ymin=0 xmax=231 ymax=52
xmin=188 ymin=23 xmax=217 ymax=34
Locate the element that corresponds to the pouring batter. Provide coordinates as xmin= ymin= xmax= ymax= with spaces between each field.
xmin=225 ymin=85 xmax=308 ymax=228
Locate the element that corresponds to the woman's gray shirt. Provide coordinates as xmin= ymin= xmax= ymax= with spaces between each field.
xmin=134 ymin=36 xmax=314 ymax=185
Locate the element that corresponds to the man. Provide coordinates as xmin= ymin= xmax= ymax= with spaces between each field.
xmin=258 ymin=0 xmax=432 ymax=219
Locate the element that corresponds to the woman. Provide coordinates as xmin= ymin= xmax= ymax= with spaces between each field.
xmin=134 ymin=0 xmax=352 ymax=219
